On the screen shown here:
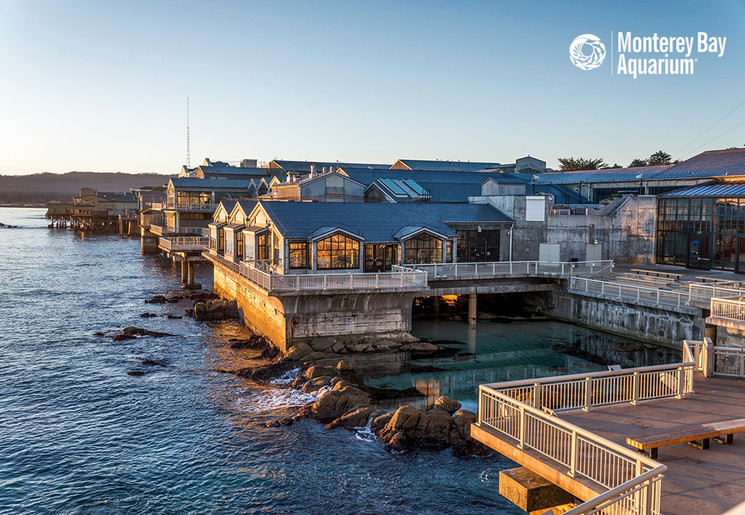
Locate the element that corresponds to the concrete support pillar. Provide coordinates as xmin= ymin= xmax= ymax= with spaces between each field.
xmin=468 ymin=294 xmax=477 ymax=325
xmin=181 ymin=260 xmax=187 ymax=283
xmin=186 ymin=261 xmax=194 ymax=286
xmin=433 ymin=296 xmax=441 ymax=316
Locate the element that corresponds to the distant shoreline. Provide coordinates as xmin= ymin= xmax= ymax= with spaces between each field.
xmin=0 ymin=204 xmax=46 ymax=208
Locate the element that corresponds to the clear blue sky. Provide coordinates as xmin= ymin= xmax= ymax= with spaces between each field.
xmin=1 ymin=0 xmax=744 ymax=174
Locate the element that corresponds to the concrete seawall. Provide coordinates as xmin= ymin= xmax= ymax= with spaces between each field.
xmin=526 ymin=291 xmax=706 ymax=346
xmin=213 ymin=264 xmax=418 ymax=352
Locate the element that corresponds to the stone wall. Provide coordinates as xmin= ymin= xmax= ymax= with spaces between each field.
xmin=525 ymin=291 xmax=706 ymax=346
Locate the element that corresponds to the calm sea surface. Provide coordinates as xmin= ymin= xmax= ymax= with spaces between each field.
xmin=0 ymin=208 xmax=677 ymax=514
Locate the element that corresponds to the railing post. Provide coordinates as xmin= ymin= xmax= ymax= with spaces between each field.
xmin=569 ymin=429 xmax=577 ymax=477
xmin=400 ymin=273 xmax=404 ymax=287
xmin=584 ymin=377 xmax=592 ymax=411
xmin=454 ymin=262 xmax=458 ymax=277
xmin=510 ymin=261 xmax=513 ymax=275
xmin=492 ymin=262 xmax=496 ymax=276
xmin=296 ymin=275 xmax=300 ymax=292
xmin=375 ymin=273 xmax=379 ymax=289
xmin=632 ymin=371 xmax=640 ymax=405
xmin=656 ymin=290 xmax=660 ymax=305
xmin=478 ymin=387 xmax=484 ymax=425
xmin=533 ymin=382 xmax=541 ymax=409
xmin=323 ymin=275 xmax=327 ymax=290
xmin=676 ymin=366 xmax=684 ymax=399
xmin=518 ymin=405 xmax=526 ymax=449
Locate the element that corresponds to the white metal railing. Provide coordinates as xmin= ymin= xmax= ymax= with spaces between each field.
xmin=158 ymin=236 xmax=208 ymax=252
xmin=712 ymin=345 xmax=745 ymax=377
xmin=207 ymin=256 xmax=428 ymax=294
xmin=150 ymin=202 xmax=166 ymax=210
xmin=710 ymin=296 xmax=745 ymax=322
xmin=688 ymin=283 xmax=744 ymax=302
xmin=404 ymin=260 xmax=613 ymax=280
xmin=478 ymin=359 xmax=696 ymax=514
xmin=268 ymin=270 xmax=428 ymax=292
xmin=570 ymin=276 xmax=692 ymax=310
xmin=163 ymin=202 xmax=218 ymax=211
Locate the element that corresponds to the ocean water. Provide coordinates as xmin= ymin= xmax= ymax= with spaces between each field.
xmin=0 ymin=208 xmax=519 ymax=514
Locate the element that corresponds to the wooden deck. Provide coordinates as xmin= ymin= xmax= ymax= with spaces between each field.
xmin=560 ymin=374 xmax=745 ymax=515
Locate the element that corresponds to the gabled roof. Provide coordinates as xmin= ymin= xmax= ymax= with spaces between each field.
xmin=96 ymin=192 xmax=137 ymax=202
xmin=255 ymin=201 xmax=511 ymax=242
xmin=512 ymin=165 xmax=672 ymax=185
xmin=391 ymin=159 xmax=503 ymax=171
xmin=216 ymin=199 xmax=238 ymax=215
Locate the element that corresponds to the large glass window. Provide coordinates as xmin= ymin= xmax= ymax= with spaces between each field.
xmin=236 ymin=233 xmax=244 ymax=258
xmin=289 ymin=242 xmax=308 ymax=269
xmin=404 ymin=233 xmax=443 ymax=264
xmin=256 ymin=232 xmax=268 ymax=261
xmin=316 ymin=234 xmax=360 ymax=269
xmin=176 ymin=191 xmax=212 ymax=206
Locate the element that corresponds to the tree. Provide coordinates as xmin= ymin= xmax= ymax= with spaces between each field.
xmin=648 ymin=150 xmax=672 ymax=165
xmin=629 ymin=158 xmax=647 ymax=167
xmin=557 ymin=157 xmax=607 ymax=171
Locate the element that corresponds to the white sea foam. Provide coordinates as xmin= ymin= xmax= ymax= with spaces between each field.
xmin=268 ymin=367 xmax=302 ymax=385
xmin=235 ymin=388 xmax=316 ymax=413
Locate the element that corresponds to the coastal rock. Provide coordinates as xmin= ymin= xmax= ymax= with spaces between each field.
xmin=194 ymin=299 xmax=239 ymax=321
xmin=260 ymin=346 xmax=280 ymax=360
xmin=303 ymin=365 xmax=336 ymax=380
xmin=236 ymin=361 xmax=301 ymax=382
xmin=139 ymin=312 xmax=156 ymax=318
xmin=279 ymin=418 xmax=294 ymax=426
xmin=331 ymin=341 xmax=345 ymax=353
xmin=336 ymin=359 xmax=354 ymax=372
xmin=112 ymin=326 xmax=174 ymax=341
xmin=415 ymin=408 xmax=454 ymax=441
xmin=166 ymin=314 xmax=182 ymax=319
xmin=145 ymin=295 xmax=168 ymax=304
xmin=230 ymin=335 xmax=270 ymax=350
xmin=127 ymin=370 xmax=145 ymax=376
xmin=330 ymin=379 xmax=353 ymax=391
xmin=301 ymin=376 xmax=333 ymax=393
xmin=301 ymin=351 xmax=327 ymax=362
xmin=284 ymin=342 xmax=312 ymax=361
xmin=370 ymin=412 xmax=394 ymax=434
xmin=326 ymin=406 xmax=376 ymax=429
xmin=137 ymin=358 xmax=167 ymax=367
xmin=311 ymin=386 xmax=370 ymax=420
xmin=308 ymin=337 xmax=336 ymax=352
xmin=434 ymin=396 xmax=462 ymax=414
xmin=407 ymin=342 xmax=440 ymax=354
xmin=384 ymin=405 xmax=420 ymax=431
xmin=452 ymin=409 xmax=477 ymax=437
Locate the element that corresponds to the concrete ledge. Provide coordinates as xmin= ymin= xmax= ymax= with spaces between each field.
xmin=499 ymin=466 xmax=574 ymax=512
xmin=470 ymin=423 xmax=604 ymax=503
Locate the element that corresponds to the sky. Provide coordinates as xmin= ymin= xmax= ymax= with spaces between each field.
xmin=0 ymin=0 xmax=744 ymax=175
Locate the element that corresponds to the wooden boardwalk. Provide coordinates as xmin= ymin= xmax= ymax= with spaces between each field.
xmin=560 ymin=374 xmax=745 ymax=515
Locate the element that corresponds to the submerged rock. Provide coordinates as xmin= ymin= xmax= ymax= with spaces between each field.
xmin=112 ymin=326 xmax=174 ymax=341
xmin=194 ymin=299 xmax=238 ymax=321
xmin=127 ymin=370 xmax=145 ymax=376
xmin=326 ymin=406 xmax=376 ymax=429
xmin=145 ymin=295 xmax=167 ymax=304
xmin=139 ymin=313 xmax=157 ymax=318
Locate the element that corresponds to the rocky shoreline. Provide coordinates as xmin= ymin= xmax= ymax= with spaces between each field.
xmin=112 ymin=291 xmax=490 ymax=456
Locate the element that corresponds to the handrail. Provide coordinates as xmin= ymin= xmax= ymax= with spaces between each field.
xmin=479 ymin=383 xmax=667 ymax=514
xmin=478 ymin=355 xmax=699 ymax=513
xmin=404 ymin=260 xmax=613 ymax=279
xmin=570 ymin=276 xmax=692 ymax=310
xmin=159 ymin=236 xmax=208 ymax=252
xmin=688 ymin=283 xmax=744 ymax=301
xmin=710 ymin=296 xmax=745 ymax=321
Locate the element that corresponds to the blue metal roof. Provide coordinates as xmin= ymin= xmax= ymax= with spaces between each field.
xmin=654 ymin=148 xmax=745 ymax=179
xmin=512 ymin=165 xmax=672 ymax=185
xmin=394 ymin=159 xmax=503 ymax=171
xmin=663 ymin=183 xmax=745 ymax=197
xmin=270 ymin=160 xmax=391 ymax=172
xmin=257 ymin=201 xmax=511 ymax=242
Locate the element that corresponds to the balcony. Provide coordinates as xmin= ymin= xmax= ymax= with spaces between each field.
xmin=406 ymin=260 xmax=614 ymax=280
xmin=162 ymin=202 xmax=218 ymax=212
xmin=204 ymin=253 xmax=428 ymax=294
xmin=159 ymin=236 xmax=208 ymax=253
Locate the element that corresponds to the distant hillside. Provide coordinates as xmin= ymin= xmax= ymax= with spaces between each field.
xmin=0 ymin=172 xmax=173 ymax=205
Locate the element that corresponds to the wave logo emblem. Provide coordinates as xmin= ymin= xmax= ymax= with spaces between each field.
xmin=569 ymin=34 xmax=606 ymax=70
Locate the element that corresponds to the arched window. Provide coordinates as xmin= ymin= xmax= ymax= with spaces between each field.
xmin=404 ymin=233 xmax=443 ymax=264
xmin=316 ymin=233 xmax=360 ymax=269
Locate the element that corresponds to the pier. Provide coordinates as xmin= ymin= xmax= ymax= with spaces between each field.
xmin=471 ymin=338 xmax=745 ymax=514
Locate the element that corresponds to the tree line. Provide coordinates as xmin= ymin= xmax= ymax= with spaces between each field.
xmin=558 ymin=151 xmax=675 ymax=172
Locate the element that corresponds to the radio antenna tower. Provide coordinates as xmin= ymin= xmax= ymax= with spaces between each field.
xmin=186 ymin=97 xmax=191 ymax=169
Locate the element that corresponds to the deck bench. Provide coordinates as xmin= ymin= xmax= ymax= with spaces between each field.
xmin=626 ymin=417 xmax=745 ymax=459
xmin=629 ymin=269 xmax=684 ymax=280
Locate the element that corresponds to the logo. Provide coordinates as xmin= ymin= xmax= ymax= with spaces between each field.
xmin=569 ymin=34 xmax=606 ymax=70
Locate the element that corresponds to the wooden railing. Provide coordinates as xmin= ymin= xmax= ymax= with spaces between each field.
xmin=569 ymin=276 xmax=692 ymax=310
xmin=408 ymin=260 xmax=613 ymax=280
xmin=478 ymin=353 xmax=697 ymax=514
xmin=158 ymin=237 xmax=208 ymax=252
